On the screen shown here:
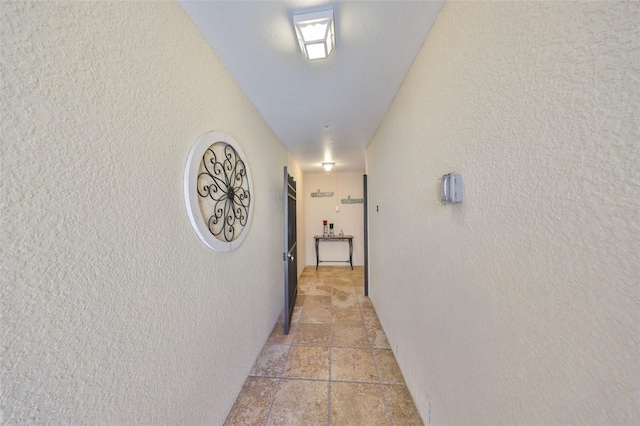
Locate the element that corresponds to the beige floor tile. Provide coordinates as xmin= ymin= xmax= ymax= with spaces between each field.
xmin=327 ymin=277 xmax=355 ymax=287
xmin=332 ymin=286 xmax=356 ymax=297
xmin=277 ymin=306 xmax=303 ymax=324
xmin=250 ymin=344 xmax=290 ymax=377
xmin=373 ymin=349 xmax=405 ymax=384
xmin=384 ymin=385 xmax=424 ymax=425
xmin=331 ymin=347 xmax=379 ymax=382
xmin=228 ymin=267 xmax=421 ymax=426
xmin=306 ymin=282 xmax=333 ymax=296
xmin=316 ymin=273 xmax=337 ymax=282
xmin=292 ymin=323 xmax=330 ymax=346
xmin=290 ymin=306 xmax=302 ymax=324
xmin=322 ymin=266 xmax=347 ymax=274
xmin=300 ymin=268 xmax=319 ymax=277
xmin=330 ymin=382 xmax=390 ymax=425
xmin=282 ymin=346 xmax=330 ymax=379
xmin=299 ymin=307 xmax=332 ymax=324
xmin=366 ymin=325 xmax=391 ymax=349
xmin=224 ymin=377 xmax=279 ymax=426
xmin=332 ymin=293 xmax=360 ymax=309
xmin=332 ymin=324 xmax=369 ymax=348
xmin=279 ymin=307 xmax=302 ymax=324
xmin=303 ymin=295 xmax=332 ymax=307
xmin=357 ymin=295 xmax=374 ymax=309
xmin=348 ymin=278 xmax=362 ymax=287
xmin=361 ymin=308 xmax=382 ymax=328
xmin=266 ymin=322 xmax=295 ymax=345
xmin=299 ymin=278 xmax=318 ymax=289
xmin=267 ymin=379 xmax=329 ymax=425
xmin=332 ymin=308 xmax=364 ymax=325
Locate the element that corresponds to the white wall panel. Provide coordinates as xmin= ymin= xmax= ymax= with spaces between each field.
xmin=367 ymin=2 xmax=639 ymax=424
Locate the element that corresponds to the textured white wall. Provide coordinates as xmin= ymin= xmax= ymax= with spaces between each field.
xmin=304 ymin=173 xmax=365 ymax=267
xmin=367 ymin=1 xmax=639 ymax=425
xmin=1 ymin=2 xmax=287 ymax=423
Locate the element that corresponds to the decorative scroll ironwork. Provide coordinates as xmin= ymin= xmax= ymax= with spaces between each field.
xmin=310 ymin=189 xmax=335 ymax=198
xmin=197 ymin=142 xmax=251 ymax=242
xmin=340 ymin=195 xmax=364 ymax=204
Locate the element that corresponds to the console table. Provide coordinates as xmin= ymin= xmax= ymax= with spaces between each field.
xmin=314 ymin=235 xmax=354 ymax=270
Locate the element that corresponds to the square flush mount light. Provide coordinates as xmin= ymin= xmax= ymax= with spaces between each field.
xmin=293 ymin=9 xmax=335 ymax=60
xmin=322 ymin=162 xmax=335 ymax=171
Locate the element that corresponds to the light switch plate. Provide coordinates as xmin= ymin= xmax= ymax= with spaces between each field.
xmin=336 ymin=205 xmax=340 ymax=212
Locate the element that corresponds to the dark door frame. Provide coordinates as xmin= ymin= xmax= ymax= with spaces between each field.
xmin=283 ymin=167 xmax=297 ymax=334
xmin=363 ymin=174 xmax=369 ymax=296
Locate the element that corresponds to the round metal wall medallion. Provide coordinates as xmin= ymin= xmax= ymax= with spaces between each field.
xmin=184 ymin=131 xmax=254 ymax=251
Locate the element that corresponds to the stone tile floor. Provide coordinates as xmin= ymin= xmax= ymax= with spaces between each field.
xmin=224 ymin=266 xmax=423 ymax=425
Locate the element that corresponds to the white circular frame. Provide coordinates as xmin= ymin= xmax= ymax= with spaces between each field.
xmin=184 ymin=131 xmax=254 ymax=252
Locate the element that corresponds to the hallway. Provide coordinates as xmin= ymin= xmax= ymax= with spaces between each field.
xmin=224 ymin=266 xmax=422 ymax=425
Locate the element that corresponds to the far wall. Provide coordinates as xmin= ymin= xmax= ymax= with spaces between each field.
xmin=304 ymin=172 xmax=365 ymax=267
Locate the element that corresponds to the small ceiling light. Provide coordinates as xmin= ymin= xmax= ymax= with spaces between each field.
xmin=293 ymin=9 xmax=335 ymax=60
xmin=322 ymin=162 xmax=335 ymax=171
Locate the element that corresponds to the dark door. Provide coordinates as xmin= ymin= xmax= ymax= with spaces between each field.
xmin=363 ymin=174 xmax=369 ymax=296
xmin=283 ymin=167 xmax=297 ymax=334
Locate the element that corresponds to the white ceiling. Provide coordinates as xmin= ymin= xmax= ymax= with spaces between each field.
xmin=179 ymin=1 xmax=444 ymax=173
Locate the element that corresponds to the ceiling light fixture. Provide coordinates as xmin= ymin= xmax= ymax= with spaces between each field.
xmin=293 ymin=9 xmax=335 ymax=60
xmin=322 ymin=162 xmax=335 ymax=171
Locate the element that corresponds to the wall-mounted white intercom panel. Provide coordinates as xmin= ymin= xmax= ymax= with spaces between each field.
xmin=441 ymin=173 xmax=463 ymax=204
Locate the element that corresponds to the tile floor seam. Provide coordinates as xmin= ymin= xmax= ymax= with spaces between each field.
xmin=271 ymin=376 xmax=331 ymax=383
xmin=363 ymin=294 xmax=394 ymax=426
xmin=262 ymin=291 xmax=299 ymax=426
xmin=328 ymin=378 xmax=385 ymax=384
xmin=261 ymin=376 xmax=281 ymax=426
xmin=291 ymin=344 xmax=331 ymax=348
xmin=327 ymin=274 xmax=333 ymax=426
xmin=263 ymin=341 xmax=292 ymax=423
xmin=226 ymin=267 xmax=419 ymax=425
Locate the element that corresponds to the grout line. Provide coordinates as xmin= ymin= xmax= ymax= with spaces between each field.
xmin=261 ymin=376 xmax=281 ymax=426
xmin=252 ymin=375 xmax=393 ymax=385
xmin=327 ymin=272 xmax=333 ymax=426
xmin=360 ymin=273 xmax=394 ymax=426
xmin=270 ymin=376 xmax=331 ymax=383
xmin=262 ymin=311 xmax=297 ymax=425
xmin=263 ymin=279 xmax=305 ymax=426
xmin=234 ymin=267 xmax=378 ymax=425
